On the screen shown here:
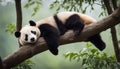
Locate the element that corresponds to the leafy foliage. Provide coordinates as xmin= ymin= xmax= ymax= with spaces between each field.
xmin=11 ymin=60 xmax=35 ymax=69
xmin=24 ymin=0 xmax=107 ymax=16
xmin=24 ymin=0 xmax=42 ymax=16
xmin=50 ymin=0 xmax=107 ymax=16
xmin=6 ymin=23 xmax=16 ymax=34
xmin=64 ymin=43 xmax=120 ymax=69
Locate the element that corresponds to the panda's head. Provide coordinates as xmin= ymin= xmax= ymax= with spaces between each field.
xmin=15 ymin=20 xmax=40 ymax=45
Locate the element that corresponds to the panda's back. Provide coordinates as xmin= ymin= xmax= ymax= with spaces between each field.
xmin=35 ymin=11 xmax=96 ymax=29
xmin=78 ymin=13 xmax=97 ymax=24
xmin=57 ymin=11 xmax=96 ymax=24
xmin=56 ymin=12 xmax=79 ymax=24
xmin=35 ymin=12 xmax=76 ymax=28
xmin=36 ymin=16 xmax=58 ymax=29
xmin=35 ymin=12 xmax=77 ymax=29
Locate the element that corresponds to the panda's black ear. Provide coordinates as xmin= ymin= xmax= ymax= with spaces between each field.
xmin=15 ymin=31 xmax=21 ymax=38
xmin=29 ymin=20 xmax=36 ymax=26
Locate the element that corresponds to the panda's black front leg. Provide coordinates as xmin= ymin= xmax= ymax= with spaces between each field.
xmin=39 ymin=24 xmax=60 ymax=55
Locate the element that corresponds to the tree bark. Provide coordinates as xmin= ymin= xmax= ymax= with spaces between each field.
xmin=112 ymin=0 xmax=118 ymax=9
xmin=15 ymin=0 xmax=22 ymax=31
xmin=103 ymin=0 xmax=120 ymax=62
xmin=0 ymin=57 xmax=3 ymax=69
xmin=2 ymin=7 xmax=120 ymax=69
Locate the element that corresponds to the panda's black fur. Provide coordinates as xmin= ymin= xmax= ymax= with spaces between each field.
xmin=39 ymin=24 xmax=60 ymax=55
xmin=54 ymin=14 xmax=84 ymax=36
xmin=15 ymin=12 xmax=106 ymax=55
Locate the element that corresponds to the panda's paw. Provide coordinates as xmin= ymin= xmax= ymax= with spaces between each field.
xmin=94 ymin=42 xmax=106 ymax=51
xmin=98 ymin=43 xmax=106 ymax=51
xmin=49 ymin=48 xmax=58 ymax=55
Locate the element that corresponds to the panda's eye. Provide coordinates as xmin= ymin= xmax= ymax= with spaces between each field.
xmin=31 ymin=31 xmax=36 ymax=35
xmin=25 ymin=34 xmax=28 ymax=41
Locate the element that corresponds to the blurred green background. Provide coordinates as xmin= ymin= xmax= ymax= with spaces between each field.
xmin=0 ymin=0 xmax=119 ymax=69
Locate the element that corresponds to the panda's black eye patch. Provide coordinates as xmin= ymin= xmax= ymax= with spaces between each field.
xmin=31 ymin=31 xmax=36 ymax=35
xmin=25 ymin=34 xmax=28 ymax=41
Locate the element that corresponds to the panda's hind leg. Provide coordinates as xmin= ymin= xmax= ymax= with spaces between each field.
xmin=65 ymin=14 xmax=84 ymax=36
xmin=88 ymin=34 xmax=106 ymax=51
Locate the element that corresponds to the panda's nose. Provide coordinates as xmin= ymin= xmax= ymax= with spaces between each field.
xmin=31 ymin=38 xmax=35 ymax=42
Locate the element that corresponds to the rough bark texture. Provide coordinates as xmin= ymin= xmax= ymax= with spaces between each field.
xmin=2 ymin=7 xmax=120 ymax=69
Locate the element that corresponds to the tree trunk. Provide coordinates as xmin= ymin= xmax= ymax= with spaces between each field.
xmin=103 ymin=0 xmax=120 ymax=62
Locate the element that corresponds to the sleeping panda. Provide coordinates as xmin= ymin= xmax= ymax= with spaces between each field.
xmin=15 ymin=11 xmax=106 ymax=55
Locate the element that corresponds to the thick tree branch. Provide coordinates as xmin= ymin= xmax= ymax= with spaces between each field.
xmin=2 ymin=7 xmax=120 ymax=69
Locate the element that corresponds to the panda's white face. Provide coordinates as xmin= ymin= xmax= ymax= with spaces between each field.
xmin=16 ymin=25 xmax=40 ymax=45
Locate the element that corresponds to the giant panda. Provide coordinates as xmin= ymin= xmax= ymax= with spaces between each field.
xmin=15 ymin=11 xmax=106 ymax=55
xmin=15 ymin=25 xmax=40 ymax=46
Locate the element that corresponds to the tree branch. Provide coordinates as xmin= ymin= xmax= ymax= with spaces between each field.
xmin=2 ymin=6 xmax=120 ymax=69
xmin=15 ymin=0 xmax=22 ymax=31
xmin=112 ymin=0 xmax=118 ymax=9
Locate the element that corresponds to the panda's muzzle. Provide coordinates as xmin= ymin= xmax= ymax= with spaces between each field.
xmin=31 ymin=38 xmax=35 ymax=42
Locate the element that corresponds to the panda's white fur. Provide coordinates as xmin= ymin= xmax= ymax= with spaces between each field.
xmin=36 ymin=16 xmax=58 ymax=29
xmin=18 ymin=25 xmax=40 ymax=45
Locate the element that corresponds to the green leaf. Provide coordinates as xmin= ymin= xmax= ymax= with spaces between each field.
xmin=69 ymin=53 xmax=75 ymax=61
xmin=64 ymin=52 xmax=71 ymax=59
xmin=33 ymin=6 xmax=38 ymax=12
xmin=6 ymin=23 xmax=16 ymax=34
xmin=36 ymin=1 xmax=42 ymax=4
xmin=24 ymin=3 xmax=29 ymax=8
xmin=24 ymin=0 xmax=42 ymax=16
xmin=11 ymin=60 xmax=35 ymax=69
xmin=86 ymin=43 xmax=92 ymax=48
xmin=82 ymin=58 xmax=87 ymax=65
xmin=28 ymin=0 xmax=32 ymax=2
xmin=91 ymin=49 xmax=98 ymax=54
